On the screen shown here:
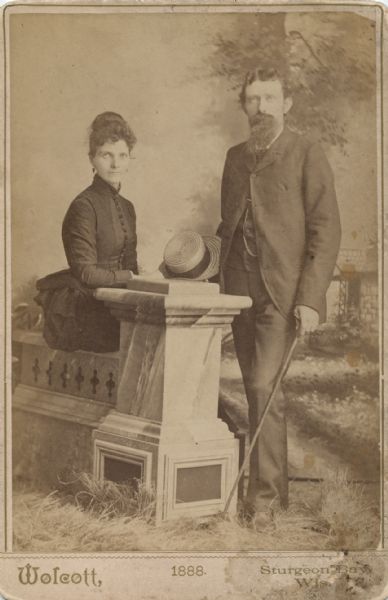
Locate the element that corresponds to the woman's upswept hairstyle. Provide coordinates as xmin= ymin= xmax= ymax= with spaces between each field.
xmin=89 ymin=111 xmax=137 ymax=157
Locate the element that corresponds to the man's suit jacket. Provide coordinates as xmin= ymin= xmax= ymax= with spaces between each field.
xmin=218 ymin=127 xmax=341 ymax=321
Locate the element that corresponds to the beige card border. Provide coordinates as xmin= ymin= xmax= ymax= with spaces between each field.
xmin=1 ymin=2 xmax=387 ymax=599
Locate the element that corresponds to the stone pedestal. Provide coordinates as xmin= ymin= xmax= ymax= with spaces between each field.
xmin=95 ymin=279 xmax=251 ymax=523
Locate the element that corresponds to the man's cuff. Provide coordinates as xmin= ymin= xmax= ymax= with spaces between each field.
xmin=294 ymin=290 xmax=320 ymax=314
xmin=294 ymin=303 xmax=319 ymax=315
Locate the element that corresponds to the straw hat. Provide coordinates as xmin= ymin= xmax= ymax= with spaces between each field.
xmin=160 ymin=230 xmax=220 ymax=281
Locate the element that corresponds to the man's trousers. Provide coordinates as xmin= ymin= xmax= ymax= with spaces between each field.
xmin=224 ymin=267 xmax=295 ymax=510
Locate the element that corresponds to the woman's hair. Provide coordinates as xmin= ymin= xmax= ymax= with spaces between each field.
xmin=88 ymin=112 xmax=137 ymax=157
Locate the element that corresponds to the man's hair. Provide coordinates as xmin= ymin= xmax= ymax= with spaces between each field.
xmin=239 ymin=67 xmax=292 ymax=106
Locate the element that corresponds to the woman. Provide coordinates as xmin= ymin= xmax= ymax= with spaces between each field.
xmin=36 ymin=112 xmax=138 ymax=353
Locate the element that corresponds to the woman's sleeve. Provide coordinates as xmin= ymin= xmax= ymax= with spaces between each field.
xmin=62 ymin=197 xmax=133 ymax=288
xmin=125 ymin=200 xmax=139 ymax=276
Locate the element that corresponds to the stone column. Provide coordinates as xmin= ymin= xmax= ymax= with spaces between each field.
xmin=94 ymin=279 xmax=251 ymax=523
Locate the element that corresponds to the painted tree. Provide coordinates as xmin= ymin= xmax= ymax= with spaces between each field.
xmin=208 ymin=12 xmax=376 ymax=150
xmin=182 ymin=12 xmax=376 ymax=236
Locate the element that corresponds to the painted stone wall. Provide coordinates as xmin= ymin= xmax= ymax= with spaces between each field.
xmin=13 ymin=411 xmax=94 ymax=491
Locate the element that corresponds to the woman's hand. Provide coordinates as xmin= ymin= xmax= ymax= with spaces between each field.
xmin=140 ymin=270 xmax=165 ymax=280
xmin=130 ymin=270 xmax=165 ymax=281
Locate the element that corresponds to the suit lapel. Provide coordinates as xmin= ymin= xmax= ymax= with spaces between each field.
xmin=224 ymin=128 xmax=294 ymax=221
xmin=254 ymin=145 xmax=280 ymax=172
xmin=227 ymin=147 xmax=251 ymax=217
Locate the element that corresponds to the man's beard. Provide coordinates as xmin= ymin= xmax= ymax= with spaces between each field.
xmin=247 ymin=113 xmax=278 ymax=155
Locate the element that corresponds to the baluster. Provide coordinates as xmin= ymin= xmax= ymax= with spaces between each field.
xmin=60 ymin=363 xmax=70 ymax=389
xmin=32 ymin=358 xmax=40 ymax=382
xmin=46 ymin=361 xmax=53 ymax=386
xmin=105 ymin=372 xmax=116 ymax=398
xmin=90 ymin=369 xmax=100 ymax=394
xmin=75 ymin=366 xmax=84 ymax=391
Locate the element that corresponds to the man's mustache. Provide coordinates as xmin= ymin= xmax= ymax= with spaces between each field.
xmin=249 ymin=112 xmax=274 ymax=128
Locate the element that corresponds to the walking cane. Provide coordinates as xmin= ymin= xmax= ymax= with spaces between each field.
xmin=221 ymin=329 xmax=299 ymax=518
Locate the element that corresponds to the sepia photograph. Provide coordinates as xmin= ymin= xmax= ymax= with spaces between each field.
xmin=1 ymin=2 xmax=386 ymax=599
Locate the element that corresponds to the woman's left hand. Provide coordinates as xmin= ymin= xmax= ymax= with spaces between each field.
xmin=132 ymin=269 xmax=165 ymax=281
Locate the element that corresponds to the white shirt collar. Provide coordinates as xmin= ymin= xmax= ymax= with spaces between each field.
xmin=265 ymin=126 xmax=284 ymax=150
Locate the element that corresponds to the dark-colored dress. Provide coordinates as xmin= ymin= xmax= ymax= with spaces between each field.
xmin=35 ymin=175 xmax=138 ymax=353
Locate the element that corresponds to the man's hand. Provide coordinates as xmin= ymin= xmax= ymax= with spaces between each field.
xmin=294 ymin=305 xmax=319 ymax=336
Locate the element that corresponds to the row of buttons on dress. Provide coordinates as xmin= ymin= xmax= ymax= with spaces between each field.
xmin=113 ymin=194 xmax=129 ymax=267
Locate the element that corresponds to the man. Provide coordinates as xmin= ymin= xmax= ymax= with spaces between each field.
xmin=217 ymin=67 xmax=341 ymax=523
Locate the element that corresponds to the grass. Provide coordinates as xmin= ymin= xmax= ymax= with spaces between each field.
xmin=13 ymin=469 xmax=380 ymax=553
xmin=57 ymin=472 xmax=156 ymax=521
xmin=220 ymin=350 xmax=380 ymax=480
xmin=316 ymin=471 xmax=380 ymax=549
xmin=287 ymin=388 xmax=379 ymax=480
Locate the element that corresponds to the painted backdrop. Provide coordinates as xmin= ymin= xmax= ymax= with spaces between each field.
xmin=10 ymin=10 xmax=377 ymax=291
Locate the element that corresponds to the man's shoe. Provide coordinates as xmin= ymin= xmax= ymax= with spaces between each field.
xmin=238 ymin=500 xmax=256 ymax=523
xmin=251 ymin=510 xmax=272 ymax=530
xmin=239 ymin=501 xmax=273 ymax=529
